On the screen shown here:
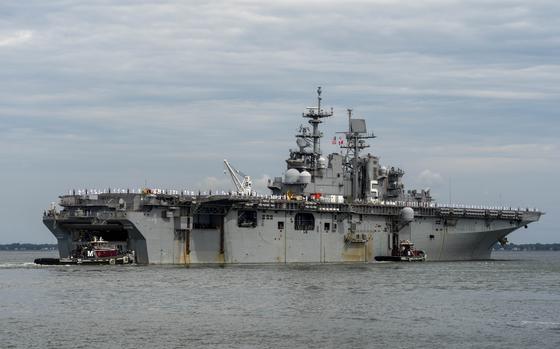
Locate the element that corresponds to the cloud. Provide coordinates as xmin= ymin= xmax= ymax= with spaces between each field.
xmin=0 ymin=30 xmax=32 ymax=47
xmin=416 ymin=169 xmax=443 ymax=188
xmin=196 ymin=176 xmax=235 ymax=192
xmin=253 ymin=175 xmax=272 ymax=194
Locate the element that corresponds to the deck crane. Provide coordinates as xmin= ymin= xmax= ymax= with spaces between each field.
xmin=223 ymin=159 xmax=252 ymax=195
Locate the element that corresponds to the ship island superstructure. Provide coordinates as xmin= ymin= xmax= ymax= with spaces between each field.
xmin=43 ymin=88 xmax=542 ymax=264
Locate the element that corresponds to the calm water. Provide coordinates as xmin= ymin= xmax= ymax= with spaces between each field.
xmin=1 ymin=251 xmax=559 ymax=349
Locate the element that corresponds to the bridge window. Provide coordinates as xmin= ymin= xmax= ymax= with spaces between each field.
xmin=238 ymin=210 xmax=257 ymax=228
xmin=295 ymin=212 xmax=314 ymax=231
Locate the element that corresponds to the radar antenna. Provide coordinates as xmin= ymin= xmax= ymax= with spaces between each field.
xmin=301 ymin=86 xmax=333 ymax=172
xmin=338 ymin=109 xmax=376 ymax=201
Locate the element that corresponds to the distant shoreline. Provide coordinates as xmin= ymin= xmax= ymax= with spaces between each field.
xmin=0 ymin=243 xmax=57 ymax=251
xmin=493 ymin=243 xmax=560 ymax=252
xmin=1 ymin=242 xmax=559 ymax=252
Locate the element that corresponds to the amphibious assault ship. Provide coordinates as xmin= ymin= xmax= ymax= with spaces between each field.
xmin=42 ymin=88 xmax=542 ymax=264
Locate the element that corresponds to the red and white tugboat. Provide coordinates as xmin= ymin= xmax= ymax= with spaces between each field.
xmin=375 ymin=240 xmax=427 ymax=262
xmin=67 ymin=236 xmax=135 ymax=264
xmin=35 ymin=237 xmax=135 ymax=265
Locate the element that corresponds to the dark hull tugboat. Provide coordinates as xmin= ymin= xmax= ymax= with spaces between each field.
xmin=35 ymin=236 xmax=135 ymax=265
xmin=375 ymin=240 xmax=426 ymax=262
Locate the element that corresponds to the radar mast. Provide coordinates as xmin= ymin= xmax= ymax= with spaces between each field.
xmin=301 ymin=86 xmax=333 ymax=173
xmin=339 ymin=108 xmax=376 ymax=201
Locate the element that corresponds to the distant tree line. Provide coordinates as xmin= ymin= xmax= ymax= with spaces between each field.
xmin=0 ymin=243 xmax=57 ymax=251
xmin=493 ymin=243 xmax=560 ymax=251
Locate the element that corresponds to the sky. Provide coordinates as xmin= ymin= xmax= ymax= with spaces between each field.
xmin=1 ymin=0 xmax=559 ymax=244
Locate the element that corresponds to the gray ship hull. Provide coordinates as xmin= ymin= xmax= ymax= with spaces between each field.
xmin=43 ymin=194 xmax=541 ymax=264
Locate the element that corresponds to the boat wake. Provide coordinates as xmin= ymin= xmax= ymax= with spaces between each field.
xmin=520 ymin=320 xmax=560 ymax=331
xmin=0 ymin=262 xmax=50 ymax=269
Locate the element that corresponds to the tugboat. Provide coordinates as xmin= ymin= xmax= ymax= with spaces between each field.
xmin=375 ymin=240 xmax=427 ymax=262
xmin=34 ymin=237 xmax=135 ymax=265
